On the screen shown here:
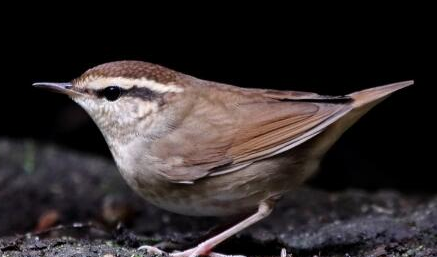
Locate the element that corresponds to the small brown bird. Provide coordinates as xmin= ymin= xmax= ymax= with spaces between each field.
xmin=34 ymin=61 xmax=412 ymax=257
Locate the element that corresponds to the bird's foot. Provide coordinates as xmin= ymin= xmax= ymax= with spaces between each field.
xmin=169 ymin=244 xmax=245 ymax=257
xmin=138 ymin=244 xmax=287 ymax=257
xmin=138 ymin=244 xmax=244 ymax=257
xmin=171 ymin=251 xmax=245 ymax=257
xmin=138 ymin=245 xmax=168 ymax=256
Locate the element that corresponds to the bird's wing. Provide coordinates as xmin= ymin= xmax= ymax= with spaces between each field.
xmin=152 ymin=89 xmax=353 ymax=183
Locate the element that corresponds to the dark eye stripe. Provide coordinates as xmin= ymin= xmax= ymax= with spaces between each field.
xmin=124 ymin=86 xmax=157 ymax=100
xmin=93 ymin=86 xmax=158 ymax=101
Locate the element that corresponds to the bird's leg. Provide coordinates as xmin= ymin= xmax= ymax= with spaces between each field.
xmin=170 ymin=200 xmax=274 ymax=257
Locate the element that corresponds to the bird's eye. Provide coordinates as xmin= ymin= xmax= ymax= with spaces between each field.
xmin=102 ymin=86 xmax=122 ymax=101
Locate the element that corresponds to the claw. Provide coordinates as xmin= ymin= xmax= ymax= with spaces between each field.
xmin=138 ymin=245 xmax=168 ymax=256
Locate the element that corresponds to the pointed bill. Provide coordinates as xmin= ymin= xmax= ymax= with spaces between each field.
xmin=33 ymin=82 xmax=81 ymax=97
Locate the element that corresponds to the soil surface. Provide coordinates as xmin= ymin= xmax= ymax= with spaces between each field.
xmin=1 ymin=139 xmax=436 ymax=257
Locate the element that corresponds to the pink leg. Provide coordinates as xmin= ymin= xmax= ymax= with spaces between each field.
xmin=170 ymin=200 xmax=274 ymax=257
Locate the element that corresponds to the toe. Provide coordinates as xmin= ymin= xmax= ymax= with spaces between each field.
xmin=169 ymin=249 xmax=194 ymax=257
xmin=138 ymin=245 xmax=168 ymax=256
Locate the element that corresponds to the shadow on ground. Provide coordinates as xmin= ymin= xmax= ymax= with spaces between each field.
xmin=0 ymin=139 xmax=436 ymax=257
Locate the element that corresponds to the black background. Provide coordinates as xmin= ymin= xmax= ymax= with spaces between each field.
xmin=1 ymin=7 xmax=433 ymax=192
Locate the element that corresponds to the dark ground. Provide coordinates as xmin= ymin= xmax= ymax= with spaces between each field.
xmin=0 ymin=139 xmax=436 ymax=257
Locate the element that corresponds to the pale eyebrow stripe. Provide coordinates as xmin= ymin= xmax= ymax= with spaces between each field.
xmin=85 ymin=77 xmax=184 ymax=93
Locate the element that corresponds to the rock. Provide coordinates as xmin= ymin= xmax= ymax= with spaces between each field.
xmin=0 ymin=139 xmax=436 ymax=257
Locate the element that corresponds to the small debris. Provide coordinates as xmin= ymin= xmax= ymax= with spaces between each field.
xmin=28 ymin=240 xmax=47 ymax=250
xmin=371 ymin=204 xmax=394 ymax=215
xmin=35 ymin=209 xmax=60 ymax=232
xmin=369 ymin=245 xmax=387 ymax=257
xmin=23 ymin=141 xmax=36 ymax=174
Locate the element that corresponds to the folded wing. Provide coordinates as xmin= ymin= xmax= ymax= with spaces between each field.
xmin=153 ymin=89 xmax=353 ymax=182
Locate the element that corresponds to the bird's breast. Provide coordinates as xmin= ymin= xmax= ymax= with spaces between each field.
xmin=112 ymin=142 xmax=319 ymax=216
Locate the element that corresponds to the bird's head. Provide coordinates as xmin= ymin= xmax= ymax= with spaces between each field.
xmin=34 ymin=61 xmax=186 ymax=144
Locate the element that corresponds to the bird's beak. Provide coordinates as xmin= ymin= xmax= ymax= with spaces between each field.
xmin=32 ymin=82 xmax=81 ymax=97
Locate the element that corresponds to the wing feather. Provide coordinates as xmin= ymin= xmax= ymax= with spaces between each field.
xmin=152 ymin=88 xmax=352 ymax=183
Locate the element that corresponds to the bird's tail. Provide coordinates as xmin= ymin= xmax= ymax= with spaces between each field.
xmin=308 ymin=80 xmax=414 ymax=159
xmin=348 ymin=80 xmax=414 ymax=109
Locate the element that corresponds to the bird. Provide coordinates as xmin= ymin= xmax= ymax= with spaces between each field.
xmin=33 ymin=60 xmax=413 ymax=257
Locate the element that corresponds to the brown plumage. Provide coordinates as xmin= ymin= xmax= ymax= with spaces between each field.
xmin=34 ymin=61 xmax=413 ymax=257
xmin=74 ymin=60 xmax=184 ymax=85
